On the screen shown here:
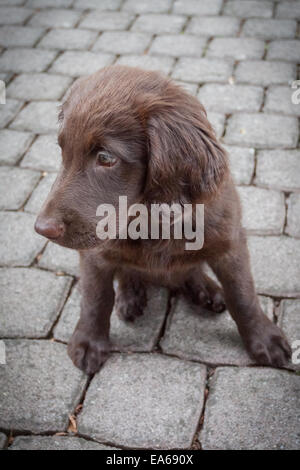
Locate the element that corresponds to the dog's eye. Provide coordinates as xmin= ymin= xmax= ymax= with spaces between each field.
xmin=96 ymin=150 xmax=117 ymax=167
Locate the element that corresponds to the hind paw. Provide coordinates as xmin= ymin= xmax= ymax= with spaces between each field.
xmin=184 ymin=275 xmax=226 ymax=313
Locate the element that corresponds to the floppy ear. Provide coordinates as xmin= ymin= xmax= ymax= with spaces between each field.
xmin=143 ymin=88 xmax=228 ymax=203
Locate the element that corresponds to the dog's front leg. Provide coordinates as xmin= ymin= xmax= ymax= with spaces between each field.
xmin=209 ymin=230 xmax=291 ymax=367
xmin=68 ymin=253 xmax=115 ymax=374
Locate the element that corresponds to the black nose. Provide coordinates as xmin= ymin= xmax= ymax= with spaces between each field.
xmin=34 ymin=217 xmax=65 ymax=240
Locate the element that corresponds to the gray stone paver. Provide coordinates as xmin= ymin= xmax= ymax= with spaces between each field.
xmin=198 ymin=84 xmax=263 ymax=113
xmin=21 ymin=135 xmax=61 ymax=172
xmin=78 ymin=354 xmax=206 ymax=449
xmin=187 ymin=16 xmax=240 ymax=37
xmin=267 ymin=40 xmax=300 ymax=62
xmin=0 ymin=1 xmax=299 ymax=451
xmin=116 ymin=54 xmax=175 ymax=75
xmin=132 ymin=13 xmax=186 ymax=34
xmin=25 ymin=172 xmax=57 ymax=214
xmin=241 ymin=19 xmax=297 ymax=40
xmin=200 ymin=367 xmax=300 ymax=450
xmin=223 ymin=0 xmax=273 ymax=18
xmin=0 ymin=433 xmax=6 ymax=449
xmin=10 ymin=101 xmax=60 ymax=134
xmin=38 ymin=28 xmax=98 ymax=51
xmin=92 ymin=31 xmax=152 ymax=55
xmin=0 ymin=340 xmax=87 ymax=432
xmin=38 ymin=242 xmax=79 ymax=276
xmin=0 ymin=0 xmax=24 ymax=5
xmin=0 ymin=130 xmax=34 ymax=165
xmin=0 ymin=166 xmax=40 ymax=210
xmin=0 ymin=72 xmax=12 ymax=83
xmin=238 ymin=186 xmax=285 ymax=235
xmin=255 ymin=150 xmax=300 ymax=191
xmin=286 ymin=193 xmax=300 ymax=238
xmin=172 ymin=57 xmax=233 ymax=83
xmin=0 ymin=212 xmax=46 ymax=267
xmin=26 ymin=0 xmax=73 ymax=7
xmin=10 ymin=436 xmax=117 ymax=450
xmin=279 ymin=299 xmax=300 ymax=370
xmin=0 ymin=7 xmax=33 ymax=25
xmin=80 ymin=11 xmax=134 ymax=31
xmin=207 ymin=112 xmax=225 ymax=138
xmin=7 ymin=73 xmax=72 ymax=101
xmin=0 ymin=99 xmax=23 ymax=128
xmin=161 ymin=295 xmax=273 ymax=366
xmin=207 ymin=38 xmax=265 ymax=60
xmin=0 ymin=48 xmax=57 ymax=73
xmin=53 ymin=284 xmax=80 ymax=342
xmin=264 ymin=86 xmax=300 ymax=116
xmin=29 ymin=9 xmax=81 ymax=28
xmin=248 ymin=236 xmax=300 ymax=297
xmin=0 ymin=26 xmax=45 ymax=47
xmin=224 ymin=145 xmax=255 ymax=185
xmin=150 ymin=34 xmax=206 ymax=58
xmin=0 ymin=267 xmax=72 ymax=338
xmin=173 ymin=0 xmax=222 ymax=15
xmin=235 ymin=60 xmax=296 ymax=86
xmin=74 ymin=0 xmax=121 ymax=9
xmin=54 ymin=284 xmax=169 ymax=352
xmin=49 ymin=51 xmax=115 ymax=77
xmin=123 ymin=0 xmax=172 ymax=14
xmin=224 ymin=113 xmax=299 ymax=148
xmin=276 ymin=1 xmax=300 ymax=19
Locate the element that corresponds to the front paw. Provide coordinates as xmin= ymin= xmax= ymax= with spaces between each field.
xmin=68 ymin=328 xmax=110 ymax=375
xmin=243 ymin=318 xmax=291 ymax=368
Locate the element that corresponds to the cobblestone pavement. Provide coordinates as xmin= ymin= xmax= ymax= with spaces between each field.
xmin=0 ymin=0 xmax=300 ymax=451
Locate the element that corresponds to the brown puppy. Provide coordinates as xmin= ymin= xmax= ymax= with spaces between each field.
xmin=35 ymin=66 xmax=291 ymax=374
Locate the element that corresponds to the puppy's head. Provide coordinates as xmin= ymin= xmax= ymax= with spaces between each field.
xmin=35 ymin=65 xmax=228 ymax=250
